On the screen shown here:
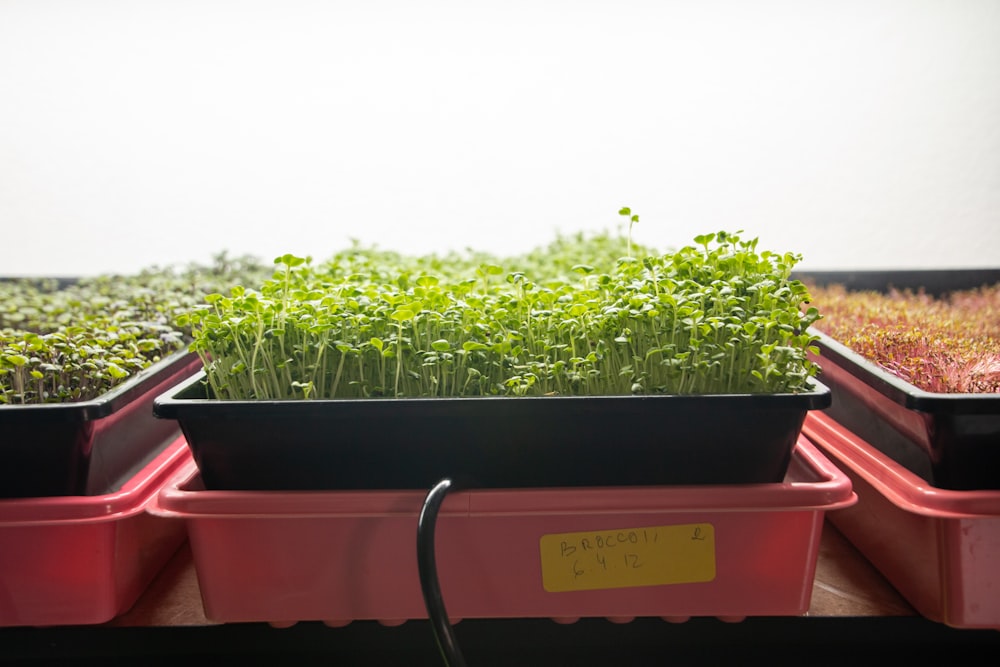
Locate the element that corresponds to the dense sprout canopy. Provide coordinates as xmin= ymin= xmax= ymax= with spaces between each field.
xmin=181 ymin=230 xmax=822 ymax=400
xmin=0 ymin=253 xmax=270 ymax=404
xmin=808 ymin=283 xmax=1000 ymax=394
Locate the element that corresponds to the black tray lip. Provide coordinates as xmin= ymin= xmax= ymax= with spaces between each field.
xmin=0 ymin=275 xmax=80 ymax=288
xmin=811 ymin=328 xmax=999 ymax=415
xmin=152 ymin=369 xmax=831 ymax=419
xmin=1 ymin=348 xmax=200 ymax=422
xmin=793 ymin=267 xmax=1000 ymax=297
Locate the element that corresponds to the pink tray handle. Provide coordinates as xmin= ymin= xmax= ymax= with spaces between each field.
xmin=0 ymin=436 xmax=192 ymax=526
xmin=803 ymin=412 xmax=1000 ymax=518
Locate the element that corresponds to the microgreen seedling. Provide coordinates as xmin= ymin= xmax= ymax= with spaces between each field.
xmin=618 ymin=207 xmax=639 ymax=259
xmin=0 ymin=253 xmax=271 ymax=405
xmin=185 ymin=222 xmax=822 ymax=401
xmin=809 ymin=283 xmax=1000 ymax=394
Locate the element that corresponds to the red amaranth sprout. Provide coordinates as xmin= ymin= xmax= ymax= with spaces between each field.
xmin=807 ymin=283 xmax=1000 ymax=394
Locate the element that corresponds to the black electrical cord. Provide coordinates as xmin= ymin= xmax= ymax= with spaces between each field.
xmin=417 ymin=477 xmax=468 ymax=667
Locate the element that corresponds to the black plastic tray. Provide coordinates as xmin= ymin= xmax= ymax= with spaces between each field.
xmin=153 ymin=372 xmax=831 ymax=491
xmin=1 ymin=351 xmax=203 ymax=498
xmin=793 ymin=268 xmax=1000 ymax=298
xmin=798 ymin=269 xmax=1000 ymax=490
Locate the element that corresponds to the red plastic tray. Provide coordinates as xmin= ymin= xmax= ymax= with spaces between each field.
xmin=0 ymin=437 xmax=191 ymax=627
xmin=149 ymin=436 xmax=855 ymax=626
xmin=802 ymin=412 xmax=1000 ymax=629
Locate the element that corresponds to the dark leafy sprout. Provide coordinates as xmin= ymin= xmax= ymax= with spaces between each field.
xmin=0 ymin=253 xmax=271 ymax=404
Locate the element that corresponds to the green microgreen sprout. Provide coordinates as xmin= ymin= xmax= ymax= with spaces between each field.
xmin=618 ymin=206 xmax=639 ymax=260
xmin=0 ymin=253 xmax=271 ymax=405
xmin=185 ymin=219 xmax=822 ymax=401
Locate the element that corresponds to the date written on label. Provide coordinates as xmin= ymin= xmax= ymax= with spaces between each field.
xmin=539 ymin=523 xmax=716 ymax=592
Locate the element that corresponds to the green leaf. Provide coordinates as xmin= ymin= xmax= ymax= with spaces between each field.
xmin=107 ymin=363 xmax=129 ymax=379
xmin=3 ymin=354 xmax=28 ymax=367
xmin=275 ymin=254 xmax=307 ymax=268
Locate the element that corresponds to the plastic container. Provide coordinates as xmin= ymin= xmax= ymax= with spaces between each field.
xmin=0 ymin=436 xmax=191 ymax=627
xmin=148 ymin=436 xmax=855 ymax=625
xmin=797 ymin=268 xmax=1000 ymax=491
xmin=1 ymin=350 xmax=202 ymax=498
xmin=808 ymin=330 xmax=1000 ymax=490
xmin=153 ymin=371 xmax=831 ymax=491
xmin=802 ymin=412 xmax=1000 ymax=629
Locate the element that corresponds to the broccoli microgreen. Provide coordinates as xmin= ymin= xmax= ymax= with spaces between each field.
xmin=186 ymin=223 xmax=821 ymax=400
xmin=618 ymin=206 xmax=639 ymax=260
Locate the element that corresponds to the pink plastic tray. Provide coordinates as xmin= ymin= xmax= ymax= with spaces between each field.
xmin=150 ymin=436 xmax=855 ymax=626
xmin=0 ymin=437 xmax=191 ymax=627
xmin=802 ymin=412 xmax=1000 ymax=629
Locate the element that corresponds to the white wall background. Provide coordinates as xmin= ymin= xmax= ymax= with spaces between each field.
xmin=1 ymin=0 xmax=998 ymax=276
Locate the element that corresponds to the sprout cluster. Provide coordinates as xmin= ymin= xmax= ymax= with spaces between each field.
xmin=183 ymin=230 xmax=822 ymax=400
xmin=0 ymin=253 xmax=270 ymax=405
xmin=809 ymin=283 xmax=1000 ymax=394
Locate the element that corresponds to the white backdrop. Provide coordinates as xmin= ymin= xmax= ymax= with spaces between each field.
xmin=1 ymin=0 xmax=998 ymax=276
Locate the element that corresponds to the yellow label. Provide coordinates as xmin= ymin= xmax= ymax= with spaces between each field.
xmin=539 ymin=523 xmax=716 ymax=592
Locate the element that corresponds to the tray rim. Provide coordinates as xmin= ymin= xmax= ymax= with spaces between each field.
xmin=148 ymin=436 xmax=857 ymax=520
xmin=153 ymin=369 xmax=832 ymax=417
xmin=0 ymin=436 xmax=191 ymax=526
xmin=810 ymin=329 xmax=999 ymax=414
xmin=1 ymin=349 xmax=200 ymax=422
xmin=802 ymin=412 xmax=1000 ymax=518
